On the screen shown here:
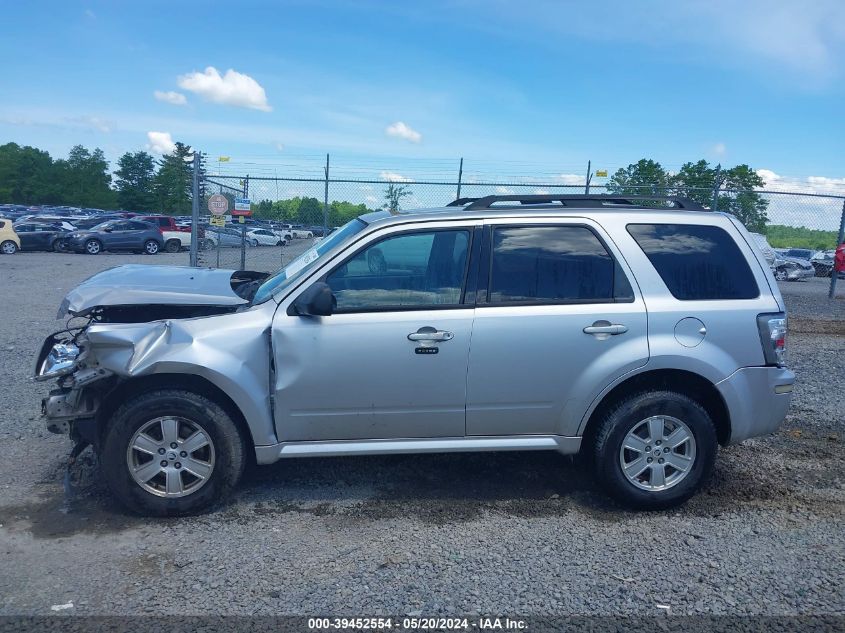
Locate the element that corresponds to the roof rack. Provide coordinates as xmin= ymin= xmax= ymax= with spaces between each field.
xmin=448 ymin=194 xmax=707 ymax=212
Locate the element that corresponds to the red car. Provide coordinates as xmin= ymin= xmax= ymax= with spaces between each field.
xmin=136 ymin=215 xmax=190 ymax=233
xmin=835 ymin=243 xmax=845 ymax=278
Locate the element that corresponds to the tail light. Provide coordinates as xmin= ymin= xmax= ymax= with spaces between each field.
xmin=757 ymin=313 xmax=787 ymax=366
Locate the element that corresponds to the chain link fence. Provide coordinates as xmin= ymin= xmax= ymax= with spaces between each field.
xmin=194 ymin=164 xmax=845 ymax=280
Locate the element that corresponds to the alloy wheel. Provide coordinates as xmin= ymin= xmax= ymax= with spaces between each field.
xmin=85 ymin=240 xmax=101 ymax=254
xmin=618 ymin=415 xmax=696 ymax=492
xmin=126 ymin=416 xmax=216 ymax=498
xmin=1 ymin=240 xmax=17 ymax=254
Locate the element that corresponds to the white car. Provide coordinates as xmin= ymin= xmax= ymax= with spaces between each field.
xmin=161 ymin=230 xmax=192 ymax=253
xmin=247 ymin=228 xmax=287 ymax=247
xmin=290 ymin=227 xmax=314 ymax=239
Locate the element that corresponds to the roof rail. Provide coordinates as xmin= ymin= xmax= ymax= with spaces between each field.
xmin=452 ymin=194 xmax=707 ymax=212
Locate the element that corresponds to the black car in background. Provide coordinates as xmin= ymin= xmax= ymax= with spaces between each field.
xmin=13 ymin=222 xmax=72 ymax=251
xmin=60 ymin=220 xmax=164 ymax=255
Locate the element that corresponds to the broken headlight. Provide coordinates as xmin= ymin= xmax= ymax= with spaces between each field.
xmin=35 ymin=341 xmax=80 ymax=381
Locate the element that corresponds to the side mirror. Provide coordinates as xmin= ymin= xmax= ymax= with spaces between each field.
xmin=290 ymin=282 xmax=335 ymax=317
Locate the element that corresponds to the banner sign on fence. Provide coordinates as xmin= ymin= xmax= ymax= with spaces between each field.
xmin=210 ymin=216 xmax=226 ymax=227
xmin=233 ymin=198 xmax=252 ymax=217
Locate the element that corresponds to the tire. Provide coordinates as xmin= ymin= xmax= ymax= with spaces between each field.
xmin=592 ymin=390 xmax=717 ymax=510
xmin=84 ymin=239 xmax=102 ymax=255
xmin=1 ymin=240 xmax=18 ymax=254
xmin=100 ymin=389 xmax=247 ymax=516
xmin=250 ymin=238 xmax=258 ymax=247
xmin=50 ymin=239 xmax=62 ymax=252
xmin=275 ymin=240 xmax=284 ymax=246
xmin=165 ymin=239 xmax=181 ymax=253
xmin=774 ymin=268 xmax=788 ymax=281
xmin=144 ymin=240 xmax=160 ymax=255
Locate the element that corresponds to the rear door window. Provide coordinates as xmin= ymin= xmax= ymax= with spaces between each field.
xmin=627 ymin=223 xmax=759 ymax=300
xmin=487 ymin=225 xmax=633 ymax=304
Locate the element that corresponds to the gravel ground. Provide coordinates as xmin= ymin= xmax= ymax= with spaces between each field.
xmin=0 ymin=252 xmax=843 ymax=617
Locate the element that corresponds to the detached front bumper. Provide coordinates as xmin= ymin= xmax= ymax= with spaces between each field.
xmin=716 ymin=366 xmax=796 ymax=444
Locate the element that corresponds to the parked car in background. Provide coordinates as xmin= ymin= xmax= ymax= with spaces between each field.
xmin=247 ymin=228 xmax=286 ymax=246
xmin=810 ymin=250 xmax=835 ymax=277
xmin=160 ymin=230 xmax=193 ymax=253
xmin=13 ymin=222 xmax=72 ymax=251
xmin=0 ymin=218 xmax=21 ymax=253
xmin=14 ymin=215 xmax=77 ymax=231
xmin=289 ymin=225 xmax=314 ymax=239
xmin=136 ymin=215 xmax=194 ymax=235
xmin=772 ymin=248 xmax=815 ymax=282
xmin=204 ymin=227 xmax=245 ymax=248
xmin=71 ymin=215 xmax=124 ymax=230
xmin=60 ymin=219 xmax=164 ymax=255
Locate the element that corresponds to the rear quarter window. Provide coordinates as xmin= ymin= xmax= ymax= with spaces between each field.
xmin=627 ymin=223 xmax=759 ymax=300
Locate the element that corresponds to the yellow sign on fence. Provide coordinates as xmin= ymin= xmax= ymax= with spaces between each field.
xmin=210 ymin=216 xmax=226 ymax=227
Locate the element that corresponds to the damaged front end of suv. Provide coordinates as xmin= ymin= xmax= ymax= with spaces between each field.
xmin=35 ymin=264 xmax=273 ymax=452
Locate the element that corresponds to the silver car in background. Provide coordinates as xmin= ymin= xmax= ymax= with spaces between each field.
xmin=35 ymin=195 xmax=795 ymax=516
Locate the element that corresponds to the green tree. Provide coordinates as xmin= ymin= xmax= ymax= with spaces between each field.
xmin=717 ymin=164 xmax=768 ymax=232
xmin=606 ymin=159 xmax=670 ymax=198
xmin=669 ymin=160 xmax=717 ymax=206
xmin=297 ymin=197 xmax=323 ymax=224
xmin=154 ymin=142 xmax=194 ymax=214
xmin=0 ymin=142 xmax=58 ymax=204
xmin=54 ymin=145 xmax=117 ymax=208
xmin=384 ymin=183 xmax=411 ymax=213
xmin=114 ymin=151 xmax=157 ymax=211
xmin=329 ymin=200 xmax=368 ymax=226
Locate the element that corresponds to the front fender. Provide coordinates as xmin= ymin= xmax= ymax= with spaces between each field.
xmin=86 ymin=304 xmax=277 ymax=445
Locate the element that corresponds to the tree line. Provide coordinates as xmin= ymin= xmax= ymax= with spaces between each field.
xmin=0 ymin=141 xmax=200 ymax=213
xmin=606 ymin=158 xmax=768 ymax=231
xmin=1 ymin=141 xmax=776 ymax=234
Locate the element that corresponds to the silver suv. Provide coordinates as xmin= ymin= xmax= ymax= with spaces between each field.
xmin=35 ymin=195 xmax=795 ymax=516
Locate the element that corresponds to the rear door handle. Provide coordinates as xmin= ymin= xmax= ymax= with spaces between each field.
xmin=408 ymin=327 xmax=454 ymax=342
xmin=583 ymin=323 xmax=628 ymax=335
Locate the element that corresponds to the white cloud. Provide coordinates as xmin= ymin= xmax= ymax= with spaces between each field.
xmin=274 ymin=142 xmax=284 ymax=151
xmin=534 ymin=188 xmax=550 ymax=195
xmin=711 ymin=142 xmax=727 ymax=157
xmin=495 ymin=186 xmax=515 ymax=194
xmin=385 ymin=121 xmax=422 ymax=143
xmin=365 ymin=195 xmax=378 ymax=205
xmin=807 ymin=176 xmax=845 ymax=189
xmin=146 ymin=131 xmax=176 ymax=155
xmin=757 ymin=169 xmax=782 ymax=186
xmin=177 ymin=67 xmax=271 ymax=112
xmin=380 ymin=171 xmax=413 ymax=182
xmin=154 ymin=90 xmax=187 ymax=106
xmin=558 ymin=173 xmax=584 ymax=185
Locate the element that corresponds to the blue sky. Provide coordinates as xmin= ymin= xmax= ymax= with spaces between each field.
xmin=1 ymin=0 xmax=844 ymax=193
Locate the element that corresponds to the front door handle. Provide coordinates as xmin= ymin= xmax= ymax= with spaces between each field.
xmin=408 ymin=327 xmax=454 ymax=342
xmin=583 ymin=322 xmax=628 ymax=336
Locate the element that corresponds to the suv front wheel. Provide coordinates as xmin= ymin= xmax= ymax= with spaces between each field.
xmin=592 ymin=390 xmax=716 ymax=510
xmin=101 ymin=389 xmax=246 ymax=516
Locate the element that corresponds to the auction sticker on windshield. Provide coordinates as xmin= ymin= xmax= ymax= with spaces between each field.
xmin=286 ymin=248 xmax=320 ymax=277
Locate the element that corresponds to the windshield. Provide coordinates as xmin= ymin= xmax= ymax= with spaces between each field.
xmin=252 ymin=218 xmax=367 ymax=304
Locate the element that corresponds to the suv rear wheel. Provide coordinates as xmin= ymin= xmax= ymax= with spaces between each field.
xmin=592 ymin=390 xmax=716 ymax=510
xmin=101 ymin=389 xmax=246 ymax=516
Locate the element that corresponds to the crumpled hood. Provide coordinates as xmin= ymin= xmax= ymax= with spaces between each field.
xmin=58 ymin=264 xmax=249 ymax=318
